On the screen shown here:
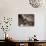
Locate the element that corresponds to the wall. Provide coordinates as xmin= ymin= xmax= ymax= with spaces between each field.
xmin=0 ymin=0 xmax=46 ymax=40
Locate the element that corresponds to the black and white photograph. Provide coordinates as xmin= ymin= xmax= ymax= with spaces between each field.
xmin=18 ymin=14 xmax=34 ymax=26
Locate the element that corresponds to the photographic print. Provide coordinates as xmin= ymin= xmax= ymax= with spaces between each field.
xmin=18 ymin=14 xmax=34 ymax=26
